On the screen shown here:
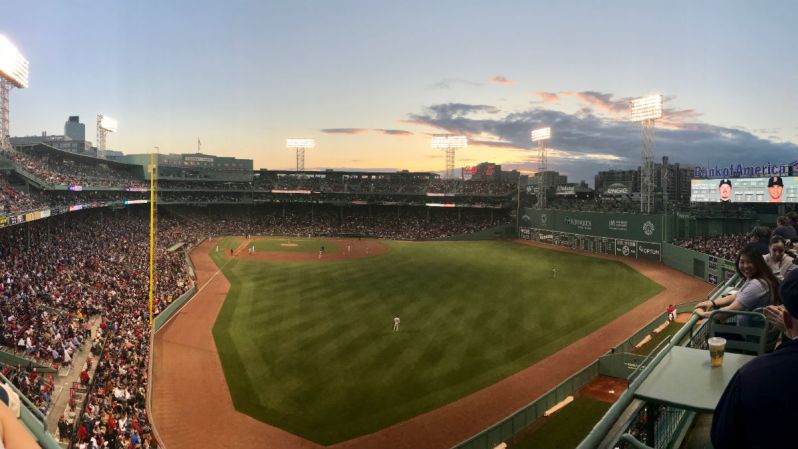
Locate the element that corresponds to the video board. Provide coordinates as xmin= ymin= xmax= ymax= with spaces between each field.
xmin=690 ymin=176 xmax=798 ymax=203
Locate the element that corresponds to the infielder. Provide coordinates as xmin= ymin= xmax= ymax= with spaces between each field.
xmin=393 ymin=315 xmax=400 ymax=332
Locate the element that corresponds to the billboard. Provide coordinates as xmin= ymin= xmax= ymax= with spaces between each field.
xmin=520 ymin=227 xmax=661 ymax=261
xmin=521 ymin=208 xmax=662 ymax=242
xmin=690 ymin=176 xmax=797 ymax=203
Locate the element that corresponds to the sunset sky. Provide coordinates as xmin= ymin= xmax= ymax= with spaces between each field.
xmin=2 ymin=0 xmax=796 ymax=184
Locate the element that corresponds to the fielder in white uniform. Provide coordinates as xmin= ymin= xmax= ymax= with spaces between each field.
xmin=393 ymin=316 xmax=400 ymax=332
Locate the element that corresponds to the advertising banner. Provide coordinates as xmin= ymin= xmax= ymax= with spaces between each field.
xmin=523 ymin=209 xmax=662 ymax=242
xmin=637 ymin=242 xmax=663 ymax=261
xmin=520 ymin=227 xmax=661 ymax=261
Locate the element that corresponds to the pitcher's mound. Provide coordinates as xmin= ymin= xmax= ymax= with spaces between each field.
xmin=280 ymin=243 xmax=299 ymax=247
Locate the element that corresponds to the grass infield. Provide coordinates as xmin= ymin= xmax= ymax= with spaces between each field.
xmin=250 ymin=237 xmax=337 ymax=253
xmin=210 ymin=239 xmax=662 ymax=444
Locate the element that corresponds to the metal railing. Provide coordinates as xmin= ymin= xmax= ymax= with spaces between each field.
xmin=576 ymin=273 xmax=739 ymax=449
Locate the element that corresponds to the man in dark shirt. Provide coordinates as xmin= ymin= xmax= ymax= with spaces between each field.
xmin=773 ymin=215 xmax=797 ymax=243
xmin=749 ymin=226 xmax=771 ymax=256
xmin=711 ymin=269 xmax=798 ymax=449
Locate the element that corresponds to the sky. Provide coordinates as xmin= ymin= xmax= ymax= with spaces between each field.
xmin=2 ymin=0 xmax=797 ymax=185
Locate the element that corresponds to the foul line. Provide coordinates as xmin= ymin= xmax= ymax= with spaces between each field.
xmin=155 ymin=239 xmax=248 ymax=332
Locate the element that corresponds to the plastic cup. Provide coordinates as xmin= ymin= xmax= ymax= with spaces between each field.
xmin=708 ymin=337 xmax=726 ymax=367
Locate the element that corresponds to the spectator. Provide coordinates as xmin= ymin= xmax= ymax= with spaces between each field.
xmin=694 ymin=243 xmax=780 ymax=326
xmin=711 ymin=269 xmax=798 ymax=449
xmin=750 ymin=226 xmax=771 ymax=256
xmin=764 ymin=236 xmax=795 ymax=281
xmin=773 ymin=215 xmax=797 ymax=243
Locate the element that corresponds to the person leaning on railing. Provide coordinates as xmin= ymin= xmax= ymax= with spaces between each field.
xmin=694 ymin=243 xmax=781 ymax=327
xmin=711 ymin=269 xmax=798 ymax=449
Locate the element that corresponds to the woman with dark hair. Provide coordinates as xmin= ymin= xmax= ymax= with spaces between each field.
xmin=694 ymin=243 xmax=780 ymax=327
xmin=764 ymin=235 xmax=795 ymax=281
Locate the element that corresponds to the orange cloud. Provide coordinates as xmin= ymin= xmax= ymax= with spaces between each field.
xmin=562 ymin=91 xmax=629 ymax=115
xmin=536 ymin=92 xmax=560 ymax=104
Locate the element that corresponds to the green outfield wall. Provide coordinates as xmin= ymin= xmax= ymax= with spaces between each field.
xmin=520 ymin=209 xmax=671 ymax=243
xmin=661 ymin=243 xmax=736 ymax=284
xmin=518 ymin=209 xmax=736 ymax=284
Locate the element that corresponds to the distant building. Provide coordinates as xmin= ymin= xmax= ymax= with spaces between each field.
xmin=64 ymin=116 xmax=85 ymax=141
xmin=462 ymin=162 xmax=521 ymax=183
xmin=10 ymin=132 xmax=95 ymax=156
xmin=595 ymin=156 xmax=693 ymax=205
xmin=119 ymin=152 xmax=254 ymax=181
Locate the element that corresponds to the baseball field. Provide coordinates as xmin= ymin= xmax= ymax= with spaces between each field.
xmin=208 ymin=237 xmax=663 ymax=444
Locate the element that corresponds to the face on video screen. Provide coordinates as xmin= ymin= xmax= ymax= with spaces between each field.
xmin=718 ymin=180 xmax=732 ymax=202
xmin=768 ymin=176 xmax=784 ymax=203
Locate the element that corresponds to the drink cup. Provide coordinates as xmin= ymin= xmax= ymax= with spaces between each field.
xmin=708 ymin=337 xmax=726 ymax=367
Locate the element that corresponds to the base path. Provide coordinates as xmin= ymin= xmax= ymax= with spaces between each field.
xmin=151 ymin=238 xmax=712 ymax=449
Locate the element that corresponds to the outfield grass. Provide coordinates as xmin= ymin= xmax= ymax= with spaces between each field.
xmin=210 ymin=240 xmax=662 ymax=444
xmin=510 ymin=397 xmax=612 ymax=449
xmin=251 ymin=237 xmax=337 ymax=253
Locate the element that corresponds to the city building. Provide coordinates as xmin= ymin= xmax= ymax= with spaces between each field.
xmin=64 ymin=116 xmax=85 ymax=141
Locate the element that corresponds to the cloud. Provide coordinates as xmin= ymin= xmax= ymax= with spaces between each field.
xmin=320 ymin=128 xmax=368 ymax=134
xmin=489 ymin=75 xmax=515 ymax=85
xmin=535 ymin=92 xmax=560 ymax=104
xmin=375 ymin=129 xmax=413 ymax=136
xmin=563 ymin=91 xmax=630 ymax=115
xmin=431 ymin=78 xmax=482 ymax=89
xmin=408 ymin=101 xmax=798 ymax=185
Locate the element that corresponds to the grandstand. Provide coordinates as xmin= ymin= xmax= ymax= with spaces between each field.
xmin=1 ymin=138 xmax=796 ymax=449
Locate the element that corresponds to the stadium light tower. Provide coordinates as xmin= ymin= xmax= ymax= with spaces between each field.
xmin=631 ymin=94 xmax=663 ymax=214
xmin=0 ymin=35 xmax=30 ymax=151
xmin=286 ymin=138 xmax=315 ymax=174
xmin=96 ymin=114 xmax=118 ymax=159
xmin=431 ymin=134 xmax=468 ymax=179
xmin=531 ymin=127 xmax=551 ymax=209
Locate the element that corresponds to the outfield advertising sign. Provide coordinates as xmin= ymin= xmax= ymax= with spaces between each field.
xmin=520 ymin=227 xmax=661 ymax=261
xmin=523 ymin=209 xmax=663 ymax=243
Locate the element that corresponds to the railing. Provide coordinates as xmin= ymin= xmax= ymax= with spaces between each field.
xmin=67 ymin=335 xmax=108 ymax=449
xmin=576 ymin=274 xmax=739 ymax=449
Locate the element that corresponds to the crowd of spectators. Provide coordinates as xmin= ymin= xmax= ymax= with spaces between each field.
xmin=672 ymin=233 xmax=753 ymax=260
xmin=171 ymin=205 xmax=511 ymax=241
xmin=672 ymin=213 xmax=798 ymax=261
xmin=0 ymin=210 xmax=194 ymax=448
xmin=1 ymin=147 xmax=145 ymax=188
xmin=0 ymin=174 xmax=46 ymax=216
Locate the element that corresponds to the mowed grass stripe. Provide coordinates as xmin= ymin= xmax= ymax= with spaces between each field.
xmin=211 ymin=240 xmax=662 ymax=444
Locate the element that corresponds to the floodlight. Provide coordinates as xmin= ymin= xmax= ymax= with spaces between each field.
xmin=631 ymin=94 xmax=663 ymax=121
xmin=99 ymin=115 xmax=118 ymax=132
xmin=0 ymin=35 xmax=29 ymax=89
xmin=431 ymin=135 xmax=468 ymax=149
xmin=286 ymin=138 xmax=315 ymax=149
xmin=531 ymin=127 xmax=551 ymax=142
xmin=431 ymin=135 xmax=468 ymax=180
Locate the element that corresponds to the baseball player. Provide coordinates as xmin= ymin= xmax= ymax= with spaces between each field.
xmin=393 ymin=315 xmax=401 ymax=332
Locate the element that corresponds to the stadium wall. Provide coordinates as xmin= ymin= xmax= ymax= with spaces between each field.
xmin=661 ymin=243 xmax=736 ymax=284
xmin=520 ymin=208 xmax=670 ymax=243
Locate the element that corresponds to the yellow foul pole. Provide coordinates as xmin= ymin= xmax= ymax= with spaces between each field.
xmin=148 ymin=150 xmax=158 ymax=328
